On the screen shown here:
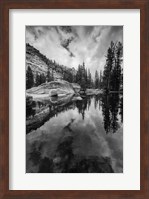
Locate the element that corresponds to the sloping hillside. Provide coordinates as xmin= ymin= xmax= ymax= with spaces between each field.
xmin=26 ymin=43 xmax=76 ymax=81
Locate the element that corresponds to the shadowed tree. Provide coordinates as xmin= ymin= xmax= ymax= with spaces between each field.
xmin=103 ymin=41 xmax=115 ymax=91
xmin=26 ymin=66 xmax=34 ymax=89
xmin=102 ymin=41 xmax=123 ymax=92
xmin=110 ymin=42 xmax=123 ymax=91
xmin=40 ymin=73 xmax=46 ymax=84
xmin=101 ymin=93 xmax=121 ymax=134
xmin=95 ymin=70 xmax=100 ymax=89
xmin=35 ymin=73 xmax=41 ymax=86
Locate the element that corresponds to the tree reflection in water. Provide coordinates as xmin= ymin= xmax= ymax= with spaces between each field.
xmin=119 ymin=95 xmax=123 ymax=123
xmin=101 ymin=93 xmax=122 ymax=134
xmin=76 ymin=97 xmax=87 ymax=120
xmin=26 ymin=93 xmax=123 ymax=134
xmin=26 ymin=93 xmax=123 ymax=173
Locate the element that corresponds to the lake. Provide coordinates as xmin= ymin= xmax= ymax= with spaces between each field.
xmin=26 ymin=93 xmax=123 ymax=173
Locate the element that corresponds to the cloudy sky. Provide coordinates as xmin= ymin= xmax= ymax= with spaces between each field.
xmin=26 ymin=26 xmax=123 ymax=75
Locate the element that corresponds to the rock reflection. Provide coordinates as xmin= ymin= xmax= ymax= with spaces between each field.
xmin=26 ymin=94 xmax=76 ymax=133
xmin=26 ymin=93 xmax=123 ymax=173
xmin=26 ymin=93 xmax=123 ymax=134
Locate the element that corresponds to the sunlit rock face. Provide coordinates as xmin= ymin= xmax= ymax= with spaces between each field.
xmin=26 ymin=43 xmax=63 ymax=80
xmin=26 ymin=80 xmax=76 ymax=98
xmin=26 ymin=43 xmax=77 ymax=82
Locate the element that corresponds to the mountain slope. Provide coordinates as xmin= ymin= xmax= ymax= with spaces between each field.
xmin=26 ymin=43 xmax=76 ymax=81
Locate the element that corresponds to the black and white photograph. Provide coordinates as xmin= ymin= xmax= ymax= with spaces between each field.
xmin=26 ymin=26 xmax=123 ymax=173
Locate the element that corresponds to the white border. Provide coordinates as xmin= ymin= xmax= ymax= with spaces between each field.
xmin=9 ymin=9 xmax=140 ymax=190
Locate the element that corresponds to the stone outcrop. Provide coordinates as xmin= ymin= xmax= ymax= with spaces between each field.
xmin=26 ymin=43 xmax=77 ymax=81
xmin=26 ymin=80 xmax=78 ymax=99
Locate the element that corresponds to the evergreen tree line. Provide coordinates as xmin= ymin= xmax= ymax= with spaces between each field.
xmin=26 ymin=41 xmax=123 ymax=91
xmin=26 ymin=66 xmax=54 ymax=89
xmin=101 ymin=41 xmax=123 ymax=92
xmin=26 ymin=41 xmax=102 ymax=90
xmin=26 ymin=63 xmax=101 ymax=90
xmin=61 ymin=62 xmax=102 ymax=90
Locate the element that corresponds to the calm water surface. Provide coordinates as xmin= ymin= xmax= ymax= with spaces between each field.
xmin=26 ymin=94 xmax=123 ymax=173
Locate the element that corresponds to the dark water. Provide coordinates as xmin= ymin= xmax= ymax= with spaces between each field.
xmin=26 ymin=93 xmax=123 ymax=173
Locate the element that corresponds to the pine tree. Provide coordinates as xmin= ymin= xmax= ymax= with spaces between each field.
xmin=102 ymin=41 xmax=116 ymax=91
xmin=116 ymin=42 xmax=123 ymax=90
xmin=40 ymin=73 xmax=46 ymax=84
xmin=46 ymin=67 xmax=51 ymax=82
xmin=87 ymin=69 xmax=92 ymax=88
xmin=26 ymin=66 xmax=34 ymax=89
xmin=76 ymin=65 xmax=82 ymax=85
xmin=110 ymin=42 xmax=123 ymax=91
xmin=51 ymin=69 xmax=54 ymax=81
xmin=35 ymin=73 xmax=41 ymax=86
xmin=95 ymin=70 xmax=100 ymax=89
xmin=81 ymin=62 xmax=87 ymax=90
xmin=102 ymin=41 xmax=123 ymax=92
xmin=75 ymin=62 xmax=94 ymax=89
xmin=99 ymin=71 xmax=102 ymax=88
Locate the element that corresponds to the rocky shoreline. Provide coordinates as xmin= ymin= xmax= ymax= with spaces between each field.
xmin=26 ymin=80 xmax=102 ymax=134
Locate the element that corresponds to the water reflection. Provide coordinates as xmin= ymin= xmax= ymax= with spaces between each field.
xmin=101 ymin=94 xmax=122 ymax=134
xmin=26 ymin=93 xmax=123 ymax=173
xmin=76 ymin=97 xmax=89 ymax=120
xmin=27 ymin=93 xmax=122 ymax=134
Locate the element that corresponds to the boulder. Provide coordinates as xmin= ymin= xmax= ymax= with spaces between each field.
xmin=26 ymin=80 xmax=75 ymax=99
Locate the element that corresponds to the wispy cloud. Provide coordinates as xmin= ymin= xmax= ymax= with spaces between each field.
xmin=26 ymin=26 xmax=123 ymax=76
xmin=60 ymin=37 xmax=75 ymax=57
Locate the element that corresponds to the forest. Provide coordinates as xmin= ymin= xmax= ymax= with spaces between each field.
xmin=26 ymin=41 xmax=123 ymax=93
